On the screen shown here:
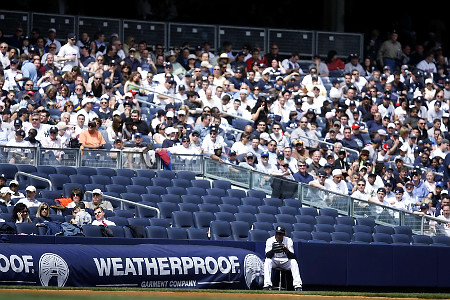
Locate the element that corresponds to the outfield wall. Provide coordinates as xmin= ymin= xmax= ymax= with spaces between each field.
xmin=1 ymin=235 xmax=449 ymax=289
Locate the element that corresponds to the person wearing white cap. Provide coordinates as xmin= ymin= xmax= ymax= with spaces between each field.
xmin=85 ymin=189 xmax=114 ymax=212
xmin=16 ymin=185 xmax=41 ymax=208
xmin=8 ymin=180 xmax=25 ymax=202
xmin=324 ymin=169 xmax=348 ymax=195
xmin=76 ymin=97 xmax=98 ymax=123
xmin=154 ymin=76 xmax=176 ymax=106
xmin=0 ymin=187 xmax=15 ymax=207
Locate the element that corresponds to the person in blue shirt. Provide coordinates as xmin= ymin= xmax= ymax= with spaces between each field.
xmin=411 ymin=168 xmax=430 ymax=203
xmin=21 ymin=57 xmax=40 ymax=91
xmin=293 ymin=158 xmax=314 ymax=184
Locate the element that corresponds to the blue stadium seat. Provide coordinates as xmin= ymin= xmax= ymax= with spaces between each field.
xmin=131 ymin=177 xmax=152 ymax=187
xmin=372 ymin=233 xmax=393 ymax=244
xmin=246 ymin=190 xmax=267 ymax=200
xmin=335 ymin=216 xmax=355 ymax=226
xmin=255 ymin=213 xmax=276 ymax=224
xmin=171 ymin=178 xmax=192 ymax=189
xmin=145 ymin=226 xmax=168 ymax=239
xmin=90 ymin=175 xmax=112 ymax=186
xmin=319 ymin=208 xmax=339 ymax=218
xmin=114 ymin=210 xmax=135 ymax=219
xmin=292 ymin=231 xmax=313 ymax=242
xmin=241 ymin=197 xmax=262 ymax=207
xmin=234 ymin=212 xmax=256 ymax=226
xmin=314 ymin=224 xmax=335 ymax=233
xmin=226 ymin=189 xmax=246 ymax=199
xmin=293 ymin=223 xmax=313 ymax=232
xmin=36 ymin=165 xmax=57 ymax=177
xmin=210 ymin=220 xmax=233 ymax=240
xmin=146 ymin=186 xmax=167 ymax=196
xmin=263 ymin=197 xmax=283 ymax=207
xmin=141 ymin=194 xmax=161 ymax=203
xmin=214 ymin=211 xmax=236 ymax=223
xmin=432 ymin=235 xmax=450 ymax=246
xmin=278 ymin=206 xmax=299 ymax=216
xmin=176 ymin=170 xmax=196 ymax=181
xmin=111 ymin=175 xmax=132 ymax=186
xmin=275 ymin=213 xmax=296 ymax=224
xmin=212 ymin=180 xmax=232 ymax=191
xmin=76 ymin=166 xmax=97 ymax=177
xmin=221 ymin=197 xmax=241 ymax=206
xmin=230 ymin=221 xmax=251 ymax=241
xmin=248 ymin=229 xmax=270 ymax=241
xmin=166 ymin=186 xmax=187 ymax=196
xmin=151 ymin=177 xmax=172 ymax=188
xmin=393 ymin=226 xmax=413 ymax=237
xmin=191 ymin=179 xmax=211 ymax=190
xmin=156 ymin=170 xmax=176 ymax=180
xmin=258 ymin=205 xmax=278 ymax=215
xmin=315 ymin=215 xmax=336 ymax=225
xmin=178 ymin=202 xmax=199 ymax=213
xmin=218 ymin=204 xmax=239 ymax=214
xmin=96 ymin=167 xmax=116 ymax=177
xmin=193 ymin=211 xmax=215 ymax=229
xmin=81 ymin=225 xmax=103 ymax=237
xmin=181 ymin=194 xmax=202 ymax=205
xmin=334 ymin=224 xmax=353 ymax=237
xmin=273 ymin=222 xmax=293 ymax=236
xmin=391 ymin=233 xmax=411 ymax=245
xmin=15 ymin=223 xmax=39 ymax=235
xmin=237 ymin=205 xmax=257 ymax=214
xmin=202 ymin=195 xmax=222 ymax=205
xmin=373 ymin=225 xmax=395 ymax=235
xmin=55 ymin=166 xmax=77 ymax=176
xmin=156 ymin=202 xmax=178 ymax=221
xmin=300 ymin=207 xmax=318 ymax=217
xmin=108 ymin=216 xmax=129 ymax=226
xmin=172 ymin=211 xmax=195 ymax=228
xmin=160 ymin=194 xmax=181 ymax=204
xmin=206 ymin=188 xmax=226 ymax=198
xmin=295 ymin=215 xmax=317 ymax=226
xmin=135 ymin=169 xmax=156 ymax=178
xmin=198 ymin=203 xmax=219 ymax=213
xmin=353 ymin=224 xmax=373 ymax=233
xmin=166 ymin=227 xmax=188 ymax=239
xmin=283 ymin=198 xmax=302 ymax=210
xmin=331 ymin=232 xmax=351 ymax=243
xmin=356 ymin=217 xmax=376 ymax=228
xmin=115 ymin=168 xmax=136 ymax=178
xmin=310 ymin=231 xmax=332 ymax=243
xmin=48 ymin=174 xmax=70 ymax=191
xmin=411 ymin=235 xmax=433 ymax=245
xmin=149 ymin=218 xmax=172 ymax=228
xmin=186 ymin=186 xmax=207 ymax=197
xmin=126 ymin=185 xmax=147 ymax=195
xmin=187 ymin=228 xmax=209 ymax=240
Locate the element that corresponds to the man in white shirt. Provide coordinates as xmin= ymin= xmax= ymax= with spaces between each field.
xmin=91 ymin=206 xmax=116 ymax=226
xmin=41 ymin=126 xmax=65 ymax=162
xmin=324 ymin=169 xmax=348 ymax=195
xmin=0 ymin=42 xmax=9 ymax=69
xmin=55 ymin=33 xmax=79 ymax=73
xmin=431 ymin=138 xmax=449 ymax=160
xmin=16 ymin=185 xmax=41 ymax=208
xmin=23 ymin=112 xmax=50 ymax=142
xmin=76 ymin=98 xmax=99 ymax=123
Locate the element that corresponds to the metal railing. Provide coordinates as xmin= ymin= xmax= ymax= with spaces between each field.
xmin=14 ymin=171 xmax=53 ymax=191
xmin=84 ymin=191 xmax=160 ymax=218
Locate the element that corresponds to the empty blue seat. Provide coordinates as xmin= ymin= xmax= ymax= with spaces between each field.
xmin=315 ymin=215 xmax=336 ymax=225
xmin=106 ymin=184 xmax=127 ymax=194
xmin=248 ymin=229 xmax=270 ymax=241
xmin=210 ymin=220 xmax=233 ymax=240
xmin=108 ymin=216 xmax=129 ymax=226
xmin=126 ymin=185 xmax=147 ymax=195
xmin=411 ymin=234 xmax=433 ymax=245
xmin=373 ymin=225 xmax=395 ymax=235
xmin=146 ymin=186 xmax=167 ymax=196
xmin=372 ymin=233 xmax=393 ymax=244
xmin=55 ymin=166 xmax=77 ymax=176
xmin=181 ymin=194 xmax=202 ymax=205
xmin=391 ymin=233 xmax=411 ymax=245
xmin=96 ymin=167 xmax=116 ymax=177
xmin=331 ymin=231 xmax=351 ymax=243
xmin=48 ymin=174 xmax=70 ymax=191
xmin=234 ymin=212 xmax=256 ymax=226
xmin=300 ymin=207 xmax=318 ymax=217
xmin=230 ymin=221 xmax=251 ymax=241
xmin=193 ymin=211 xmax=215 ymax=229
xmin=393 ymin=226 xmax=413 ymax=237
xmin=352 ymin=232 xmax=373 ymax=244
xmin=198 ymin=203 xmax=219 ymax=213
xmin=319 ymin=208 xmax=339 ymax=218
xmin=255 ymin=213 xmax=276 ymax=224
xmin=191 ymin=179 xmax=211 ymax=190
xmin=131 ymin=177 xmax=152 ymax=187
xmin=293 ymin=223 xmax=313 ymax=232
xmin=353 ymin=224 xmax=373 ymax=233
xmin=310 ymin=231 xmax=331 ymax=243
xmin=334 ymin=224 xmax=353 ymax=237
xmin=149 ymin=218 xmax=172 ymax=228
xmin=275 ymin=213 xmax=296 ymax=224
xmin=238 ymin=205 xmax=257 ymax=214
xmin=187 ymin=228 xmax=209 ymax=240
xmin=335 ymin=216 xmax=355 ymax=226
xmin=37 ymin=165 xmax=57 ymax=177
xmin=263 ymin=197 xmax=282 ymax=207
xmin=178 ymin=202 xmax=199 ymax=213
xmin=145 ymin=226 xmax=168 ymax=239
xmin=214 ymin=211 xmax=236 ymax=222
xmin=90 ymin=175 xmax=112 ymax=186
xmin=218 ymin=204 xmax=239 ymax=214
xmin=278 ymin=206 xmax=298 ymax=216
xmin=314 ymin=224 xmax=335 ymax=233
xmin=166 ymin=227 xmax=188 ymax=239
xmin=295 ymin=215 xmax=316 ymax=225
xmin=283 ymin=198 xmax=302 ymax=209
xmin=176 ymin=170 xmax=196 ymax=181
xmin=241 ymin=197 xmax=262 ymax=207
xmin=156 ymin=170 xmax=176 ymax=180
xmin=81 ymin=224 xmax=102 ymax=237
xmin=432 ymin=235 xmax=450 ymax=246
xmin=247 ymin=190 xmax=267 ymax=200
xmin=356 ymin=217 xmax=376 ymax=228
xmin=206 ymin=188 xmax=226 ymax=198
xmin=115 ymin=168 xmax=136 ymax=178
xmin=111 ymin=176 xmax=132 ymax=186
xmin=161 ymin=194 xmax=181 ymax=204
xmin=212 ymin=180 xmax=232 ymax=191
xmin=292 ymin=231 xmax=313 ymax=242
xmin=171 ymin=178 xmax=192 ymax=188
xmin=186 ymin=186 xmax=207 ymax=196
xmin=172 ymin=211 xmax=195 ymax=228
xmin=77 ymin=166 xmax=97 ymax=176
xmin=135 ymin=169 xmax=155 ymax=178
xmin=151 ymin=177 xmax=172 ymax=188
xmin=258 ymin=205 xmax=278 ymax=215
xmin=157 ymin=202 xmax=178 ymax=221
xmin=69 ymin=174 xmax=90 ymax=185
xmin=166 ymin=186 xmax=187 ymax=196
xmin=202 ymin=195 xmax=222 ymax=205
xmin=221 ymin=196 xmax=241 ymax=206
xmin=226 ymin=189 xmax=246 ymax=199
xmin=253 ymin=221 xmax=273 ymax=232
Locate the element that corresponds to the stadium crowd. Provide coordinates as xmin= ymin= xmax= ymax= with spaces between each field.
xmin=1 ymin=25 xmax=450 ymax=227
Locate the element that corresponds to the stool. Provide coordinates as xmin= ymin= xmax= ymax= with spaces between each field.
xmin=272 ymin=267 xmax=289 ymax=291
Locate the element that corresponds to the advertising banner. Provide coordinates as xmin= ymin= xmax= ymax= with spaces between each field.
xmin=0 ymin=243 xmax=264 ymax=289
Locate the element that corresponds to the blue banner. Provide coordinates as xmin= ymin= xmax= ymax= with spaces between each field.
xmin=0 ymin=244 xmax=264 ymax=289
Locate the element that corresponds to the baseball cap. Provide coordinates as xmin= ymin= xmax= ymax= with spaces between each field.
xmin=332 ymin=169 xmax=342 ymax=177
xmin=377 ymin=187 xmax=386 ymax=194
xmin=420 ymin=203 xmax=429 ymax=210
xmin=49 ymin=126 xmax=58 ymax=133
xmin=92 ymin=188 xmax=103 ymax=195
xmin=166 ymin=111 xmax=174 ymax=118
xmin=318 ymin=170 xmax=327 ymax=177
xmin=134 ymin=132 xmax=143 ymax=138
xmin=9 ymin=180 xmax=19 ymax=186
xmin=275 ymin=226 xmax=286 ymax=234
xmin=246 ymin=152 xmax=255 ymax=158
xmin=259 ymin=151 xmax=268 ymax=158
xmin=25 ymin=185 xmax=36 ymax=192
xmin=394 ymin=187 xmax=404 ymax=193
xmin=0 ymin=187 xmax=14 ymax=195
xmin=14 ymin=119 xmax=22 ymax=127
xmin=352 ymin=123 xmax=360 ymax=130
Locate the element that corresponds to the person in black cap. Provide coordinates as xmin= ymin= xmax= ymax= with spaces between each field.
xmin=263 ymin=226 xmax=303 ymax=291
xmin=55 ymin=32 xmax=79 ymax=73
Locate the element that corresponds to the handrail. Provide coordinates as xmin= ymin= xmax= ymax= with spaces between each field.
xmin=84 ymin=191 xmax=160 ymax=218
xmin=14 ymin=171 xmax=53 ymax=191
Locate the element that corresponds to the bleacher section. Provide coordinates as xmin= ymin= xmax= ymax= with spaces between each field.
xmin=1 ymin=163 xmax=449 ymax=247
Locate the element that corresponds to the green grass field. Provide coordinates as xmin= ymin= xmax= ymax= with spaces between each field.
xmin=0 ymin=286 xmax=450 ymax=300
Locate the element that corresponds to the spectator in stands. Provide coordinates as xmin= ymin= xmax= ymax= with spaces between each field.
xmin=12 ymin=202 xmax=32 ymax=223
xmin=0 ymin=187 xmax=15 ymax=208
xmin=293 ymin=158 xmax=314 ymax=183
xmin=16 ymin=185 xmax=41 ymax=208
xmin=325 ymin=169 xmax=348 ymax=195
xmin=70 ymin=202 xmax=92 ymax=226
xmin=91 ymin=206 xmax=116 ymax=226
xmin=78 ymin=120 xmax=106 ymax=149
xmin=86 ymin=189 xmax=114 ymax=212
xmin=34 ymin=202 xmax=53 ymax=223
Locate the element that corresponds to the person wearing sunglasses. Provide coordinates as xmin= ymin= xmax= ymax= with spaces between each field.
xmin=55 ymin=33 xmax=79 ymax=73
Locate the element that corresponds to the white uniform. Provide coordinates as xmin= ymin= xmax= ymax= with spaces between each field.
xmin=264 ymin=235 xmax=302 ymax=289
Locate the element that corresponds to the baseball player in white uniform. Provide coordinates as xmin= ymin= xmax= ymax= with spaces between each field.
xmin=263 ymin=226 xmax=303 ymax=291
